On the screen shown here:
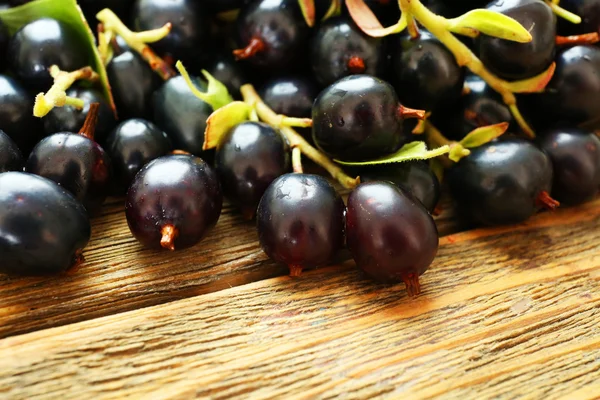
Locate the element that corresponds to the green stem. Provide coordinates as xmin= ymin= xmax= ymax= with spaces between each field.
xmin=292 ymin=146 xmax=303 ymax=173
xmin=399 ymin=0 xmax=537 ymax=137
xmin=240 ymin=84 xmax=360 ymax=189
xmin=546 ymin=1 xmax=582 ymax=24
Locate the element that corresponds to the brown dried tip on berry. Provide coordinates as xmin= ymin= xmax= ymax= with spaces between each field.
xmin=171 ymin=149 xmax=191 ymax=155
xmin=78 ymin=103 xmax=100 ymax=140
xmin=347 ymin=56 xmax=366 ymax=73
xmin=233 ymin=37 xmax=265 ymax=60
xmin=289 ymin=265 xmax=303 ymax=277
xmin=402 ymin=273 xmax=421 ymax=297
xmin=398 ymin=104 xmax=426 ymax=120
xmin=160 ymin=224 xmax=179 ymax=251
xmin=536 ymin=191 xmax=560 ymax=211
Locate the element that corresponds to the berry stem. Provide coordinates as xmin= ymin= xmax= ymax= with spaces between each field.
xmin=398 ymin=104 xmax=426 ymax=120
xmin=240 ymin=84 xmax=360 ymax=189
xmin=33 ymin=66 xmax=99 ymax=118
xmin=402 ymin=273 xmax=422 ymax=297
xmin=281 ymin=116 xmax=313 ymax=128
xmin=545 ymin=1 xmax=582 ymax=24
xmin=160 ymin=224 xmax=178 ymax=251
xmin=556 ymin=33 xmax=600 ymax=46
xmin=536 ymin=191 xmax=560 ymax=210
xmin=292 ymin=146 xmax=304 ymax=173
xmin=78 ymin=103 xmax=100 ymax=140
xmin=97 ymin=23 xmax=114 ymax=66
xmin=233 ymin=37 xmax=265 ymax=60
xmin=289 ymin=265 xmax=303 ymax=277
xmin=395 ymin=0 xmax=541 ymax=137
xmin=96 ymin=8 xmax=176 ymax=81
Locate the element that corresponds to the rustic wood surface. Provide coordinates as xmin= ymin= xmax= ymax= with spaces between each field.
xmin=0 ymin=198 xmax=599 ymax=399
xmin=0 ymin=194 xmax=463 ymax=339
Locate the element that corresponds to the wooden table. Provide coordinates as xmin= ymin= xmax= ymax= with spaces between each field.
xmin=1 ymin=196 xmax=599 ymax=399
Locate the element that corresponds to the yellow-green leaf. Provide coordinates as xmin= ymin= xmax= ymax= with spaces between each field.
xmin=298 ymin=0 xmax=316 ymax=27
xmin=203 ymin=101 xmax=252 ymax=150
xmin=0 ymin=0 xmax=116 ymax=115
xmin=176 ymin=61 xmax=233 ymax=111
xmin=345 ymin=0 xmax=406 ymax=37
xmin=335 ymin=141 xmax=450 ymax=166
xmin=459 ymin=122 xmax=509 ymax=148
xmin=447 ymin=9 xmax=532 ymax=43
xmin=505 ymin=62 xmax=556 ymax=93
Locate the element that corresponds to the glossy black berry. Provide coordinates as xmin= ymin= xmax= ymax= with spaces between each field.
xmin=0 ymin=172 xmax=91 ymax=275
xmin=447 ymin=138 xmax=554 ymax=226
xmin=25 ymin=105 xmax=112 ymax=215
xmin=311 ymin=16 xmax=386 ymax=87
xmin=346 ymin=181 xmax=438 ymax=296
xmin=256 ymin=173 xmax=346 ymax=276
xmin=107 ymin=50 xmax=160 ymax=120
xmin=8 ymin=18 xmax=90 ymax=91
xmin=152 ymin=75 xmax=212 ymax=155
xmin=391 ymin=31 xmax=464 ymax=111
xmin=312 ymin=74 xmax=416 ymax=161
xmin=125 ymin=154 xmax=223 ymax=251
xmin=0 ymin=74 xmax=42 ymax=154
xmin=205 ymin=54 xmax=247 ymax=99
xmin=216 ymin=122 xmax=290 ymax=219
xmin=43 ymin=87 xmax=117 ymax=144
xmin=361 ymin=161 xmax=441 ymax=213
xmin=132 ymin=0 xmax=209 ymax=65
xmin=234 ymin=0 xmax=310 ymax=69
xmin=104 ymin=118 xmax=172 ymax=193
xmin=539 ymin=128 xmax=600 ymax=205
xmin=259 ymin=76 xmax=318 ymax=118
xmin=477 ymin=0 xmax=556 ymax=80
xmin=0 ymin=130 xmax=23 ymax=172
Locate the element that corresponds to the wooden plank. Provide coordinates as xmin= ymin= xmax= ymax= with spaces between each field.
xmin=0 ymin=194 xmax=463 ymax=339
xmin=1 ymin=200 xmax=599 ymax=399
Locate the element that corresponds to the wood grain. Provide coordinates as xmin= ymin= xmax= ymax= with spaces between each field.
xmin=1 ymin=200 xmax=598 ymax=399
xmin=0 ymin=194 xmax=463 ymax=339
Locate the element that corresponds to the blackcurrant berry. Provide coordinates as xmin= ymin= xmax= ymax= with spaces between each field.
xmin=361 ymin=161 xmax=441 ymax=213
xmin=311 ymin=16 xmax=386 ymax=87
xmin=259 ymin=76 xmax=318 ymax=118
xmin=152 ymin=75 xmax=212 ymax=155
xmin=8 ymin=18 xmax=91 ymax=91
xmin=107 ymin=50 xmax=160 ymax=120
xmin=234 ymin=0 xmax=310 ymax=69
xmin=25 ymin=104 xmax=112 ymax=215
xmin=256 ymin=173 xmax=346 ymax=276
xmin=216 ymin=122 xmax=290 ymax=219
xmin=539 ymin=128 xmax=600 ymax=205
xmin=132 ymin=0 xmax=209 ymax=65
xmin=0 ymin=172 xmax=91 ymax=275
xmin=476 ymin=0 xmax=556 ymax=80
xmin=447 ymin=138 xmax=555 ymax=226
xmin=43 ymin=87 xmax=117 ymax=145
xmin=312 ymin=74 xmax=422 ymax=161
xmin=125 ymin=154 xmax=223 ymax=251
xmin=0 ymin=130 xmax=23 ymax=173
xmin=346 ymin=181 xmax=439 ymax=296
xmin=104 ymin=118 xmax=172 ymax=193
xmin=391 ymin=31 xmax=464 ymax=111
xmin=0 ymin=74 xmax=42 ymax=154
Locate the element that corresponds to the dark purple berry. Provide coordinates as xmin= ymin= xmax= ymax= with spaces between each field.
xmin=0 ymin=172 xmax=91 ymax=275
xmin=447 ymin=138 xmax=555 ymax=226
xmin=216 ymin=121 xmax=290 ymax=219
xmin=259 ymin=76 xmax=318 ymax=118
xmin=104 ymin=118 xmax=172 ymax=193
xmin=256 ymin=173 xmax=346 ymax=276
xmin=0 ymin=130 xmax=24 ymax=172
xmin=346 ymin=181 xmax=439 ymax=296
xmin=125 ymin=154 xmax=223 ymax=251
xmin=539 ymin=128 xmax=600 ymax=205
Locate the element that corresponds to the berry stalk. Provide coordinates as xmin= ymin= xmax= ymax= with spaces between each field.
xmin=240 ymin=84 xmax=360 ymax=189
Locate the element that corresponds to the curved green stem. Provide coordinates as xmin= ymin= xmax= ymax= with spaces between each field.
xmin=398 ymin=0 xmax=537 ymax=137
xmin=546 ymin=1 xmax=581 ymax=24
xmin=240 ymin=84 xmax=360 ymax=189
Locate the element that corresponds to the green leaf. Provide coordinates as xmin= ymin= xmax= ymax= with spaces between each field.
xmin=322 ymin=0 xmax=342 ymax=21
xmin=505 ymin=62 xmax=556 ymax=93
xmin=345 ymin=0 xmax=406 ymax=37
xmin=203 ymin=101 xmax=252 ymax=150
xmin=447 ymin=9 xmax=532 ymax=43
xmin=297 ymin=0 xmax=316 ymax=27
xmin=335 ymin=141 xmax=450 ymax=166
xmin=459 ymin=122 xmax=509 ymax=148
xmin=0 ymin=0 xmax=116 ymax=115
xmin=176 ymin=61 xmax=233 ymax=111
